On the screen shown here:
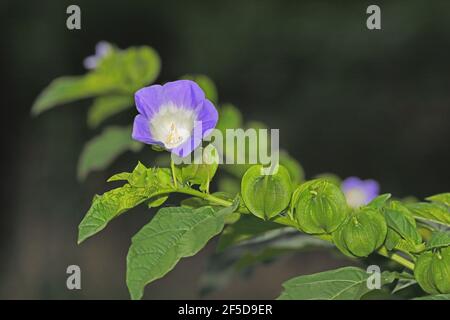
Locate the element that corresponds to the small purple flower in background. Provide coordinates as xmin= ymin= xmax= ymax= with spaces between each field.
xmin=132 ymin=80 xmax=218 ymax=158
xmin=83 ymin=41 xmax=112 ymax=69
xmin=341 ymin=176 xmax=379 ymax=208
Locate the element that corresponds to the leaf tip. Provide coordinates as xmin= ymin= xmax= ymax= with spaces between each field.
xmin=30 ymin=103 xmax=42 ymax=117
xmin=77 ymin=231 xmax=86 ymax=245
xmin=127 ymin=284 xmax=143 ymax=300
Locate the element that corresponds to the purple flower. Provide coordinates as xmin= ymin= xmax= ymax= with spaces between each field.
xmin=83 ymin=41 xmax=112 ymax=69
xmin=341 ymin=177 xmax=379 ymax=208
xmin=132 ymin=80 xmax=218 ymax=158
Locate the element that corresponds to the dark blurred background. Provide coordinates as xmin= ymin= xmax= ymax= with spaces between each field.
xmin=1 ymin=0 xmax=449 ymax=299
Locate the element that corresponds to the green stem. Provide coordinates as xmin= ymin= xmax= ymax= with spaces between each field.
xmin=377 ymin=246 xmax=415 ymax=271
xmin=151 ymin=188 xmax=232 ymax=207
xmin=170 ymin=159 xmax=178 ymax=189
xmin=176 ymin=188 xmax=232 ymax=207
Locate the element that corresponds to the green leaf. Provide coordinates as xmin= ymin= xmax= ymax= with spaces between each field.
xmin=31 ymin=45 xmax=160 ymax=115
xmin=218 ymin=114 xmax=298 ymax=183
xmin=383 ymin=202 xmax=424 ymax=253
xmin=174 ymin=145 xmax=219 ymax=192
xmin=406 ymin=202 xmax=450 ymax=227
xmin=426 ymin=231 xmax=450 ymax=250
xmin=279 ymin=150 xmax=304 ymax=185
xmin=87 ymin=95 xmax=134 ymax=128
xmin=384 ymin=208 xmax=422 ymax=245
xmin=313 ymin=173 xmax=341 ymax=186
xmin=110 ymin=46 xmax=160 ymax=93
xmin=77 ymin=126 xmax=143 ymax=180
xmin=385 ymin=229 xmax=402 ymax=251
xmin=181 ymin=74 xmax=218 ymax=103
xmin=245 ymin=120 xmax=267 ymax=130
xmin=216 ymin=104 xmax=243 ymax=133
xmin=413 ymin=294 xmax=450 ymax=300
xmin=367 ymin=193 xmax=391 ymax=209
xmin=222 ymin=164 xmax=250 ymax=179
xmin=217 ymin=176 xmax=241 ymax=196
xmin=180 ymin=192 xmax=240 ymax=224
xmin=78 ymin=185 xmax=148 ymax=244
xmin=392 ymin=277 xmax=417 ymax=294
xmin=146 ymin=195 xmax=169 ymax=208
xmin=126 ymin=202 xmax=239 ymax=300
xmin=278 ymin=267 xmax=397 ymax=300
xmin=241 ymin=165 xmax=292 ymax=220
xmin=215 ymin=104 xmax=244 ymax=177
xmin=217 ymin=214 xmax=284 ymax=252
xmin=31 ymin=75 xmax=118 ymax=115
xmin=107 ymin=172 xmax=131 ymax=182
xmin=426 ymin=193 xmax=450 ymax=207
xmin=78 ymin=164 xmax=172 ymax=244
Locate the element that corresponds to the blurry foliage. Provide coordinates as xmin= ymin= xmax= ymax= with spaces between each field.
xmin=77 ymin=126 xmax=142 ymax=180
xmin=32 ymin=45 xmax=160 ymax=115
xmin=32 ymin=45 xmax=160 ymax=180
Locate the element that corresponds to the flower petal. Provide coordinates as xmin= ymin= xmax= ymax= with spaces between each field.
xmin=162 ymin=80 xmax=205 ymax=109
xmin=341 ymin=177 xmax=362 ymax=193
xmin=197 ymin=99 xmax=219 ymax=135
xmin=132 ymin=114 xmax=160 ymax=145
xmin=135 ymin=85 xmax=164 ymax=119
xmin=363 ymin=179 xmax=380 ymax=202
xmin=83 ymin=56 xmax=97 ymax=69
xmin=95 ymin=41 xmax=111 ymax=57
xmin=170 ymin=100 xmax=218 ymax=158
xmin=171 ymin=137 xmax=200 ymax=158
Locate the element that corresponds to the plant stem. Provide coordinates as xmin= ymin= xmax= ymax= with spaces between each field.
xmin=175 ymin=188 xmax=232 ymax=207
xmin=170 ymin=158 xmax=178 ymax=189
xmin=151 ymin=188 xmax=232 ymax=207
xmin=376 ymin=246 xmax=415 ymax=271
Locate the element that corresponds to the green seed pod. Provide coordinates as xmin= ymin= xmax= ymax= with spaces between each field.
xmin=292 ymin=179 xmax=348 ymax=234
xmin=241 ymin=165 xmax=292 ymax=220
xmin=332 ymin=207 xmax=387 ymax=257
xmin=414 ymin=246 xmax=450 ymax=294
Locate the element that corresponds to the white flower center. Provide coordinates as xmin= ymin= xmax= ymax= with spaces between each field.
xmin=345 ymin=188 xmax=367 ymax=208
xmin=149 ymin=104 xmax=197 ymax=149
